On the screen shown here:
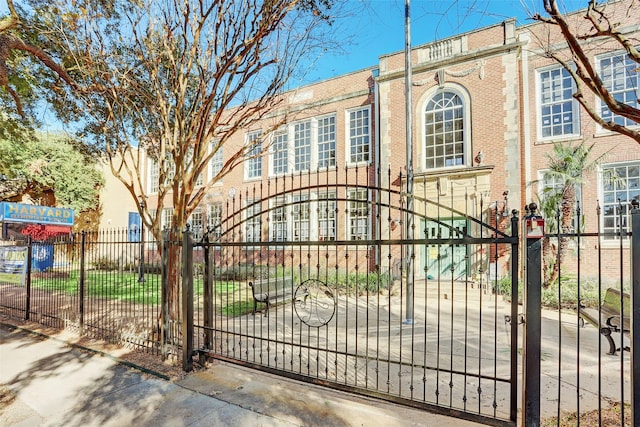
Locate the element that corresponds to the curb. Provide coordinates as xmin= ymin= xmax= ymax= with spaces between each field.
xmin=0 ymin=321 xmax=171 ymax=381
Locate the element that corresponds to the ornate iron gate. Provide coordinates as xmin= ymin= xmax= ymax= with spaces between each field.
xmin=193 ymin=167 xmax=519 ymax=426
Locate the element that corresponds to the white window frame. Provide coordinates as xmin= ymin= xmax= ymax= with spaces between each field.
xmin=149 ymin=160 xmax=159 ymax=193
xmin=189 ymin=208 xmax=204 ymax=240
xmin=596 ymin=50 xmax=640 ymax=130
xmin=600 ymin=162 xmax=640 ymax=241
xmin=271 ymin=129 xmax=289 ymax=175
xmin=537 ymin=169 xmax=582 ymax=231
xmin=536 ymin=64 xmax=580 ymax=141
xmin=346 ymin=107 xmax=371 ymax=165
xmin=271 ymin=196 xmax=288 ymax=242
xmin=162 ymin=207 xmax=174 ymax=230
xmin=347 ymin=188 xmax=369 ymax=240
xmin=269 ymin=113 xmax=337 ymax=177
xmin=245 ymin=199 xmax=261 ymax=242
xmin=318 ymin=191 xmax=337 ymax=241
xmin=245 ymin=131 xmax=262 ymax=180
xmin=292 ymin=194 xmax=310 ymax=241
xmin=208 ymin=203 xmax=223 ymax=240
xmin=209 ymin=143 xmax=223 ymax=183
xmin=317 ymin=115 xmax=336 ymax=169
xmin=422 ymin=89 xmax=468 ymax=170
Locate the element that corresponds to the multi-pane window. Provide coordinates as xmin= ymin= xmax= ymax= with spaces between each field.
xmin=602 ymin=162 xmax=640 ymax=239
xmin=425 ymin=92 xmax=465 ymax=168
xmin=348 ymin=108 xmax=370 ymax=163
xmin=208 ymin=203 xmax=223 ymax=239
xmin=317 ymin=115 xmax=336 ymax=168
xmin=246 ymin=131 xmax=262 ymax=179
xmin=271 ymin=197 xmax=288 ymax=242
xmin=539 ymin=66 xmax=579 ymax=138
xmin=162 ymin=208 xmax=174 ymax=230
xmin=598 ymin=52 xmax=639 ymax=127
xmin=294 ymin=121 xmax=312 ymax=171
xmin=272 ymin=130 xmax=289 ymax=175
xmin=538 ymin=169 xmax=582 ymax=231
xmin=318 ymin=191 xmax=336 ymax=241
xmin=348 ymin=189 xmax=368 ymax=240
xmin=189 ymin=209 xmax=204 ymax=240
xmin=245 ymin=199 xmax=261 ymax=242
xmin=293 ymin=195 xmax=310 ymax=241
xmin=210 ymin=145 xmax=223 ymax=179
xmin=149 ymin=161 xmax=159 ymax=193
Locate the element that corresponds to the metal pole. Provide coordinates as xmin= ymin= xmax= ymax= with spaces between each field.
xmin=509 ymin=210 xmax=519 ymax=423
xmin=138 ymin=197 xmax=145 ymax=283
xmin=523 ymin=202 xmax=542 ymax=427
xmin=630 ymin=198 xmax=640 ymax=427
xmin=161 ymin=230 xmax=169 ymax=361
xmin=79 ymin=231 xmax=86 ymax=333
xmin=25 ymin=237 xmax=32 ymax=320
xmin=181 ymin=229 xmax=194 ymax=372
xmin=403 ymin=0 xmax=414 ymax=324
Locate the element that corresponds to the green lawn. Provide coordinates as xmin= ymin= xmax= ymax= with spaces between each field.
xmin=31 ymin=270 xmax=239 ymax=306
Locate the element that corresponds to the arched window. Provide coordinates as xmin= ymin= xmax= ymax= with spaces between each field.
xmin=424 ymin=92 xmax=465 ymax=168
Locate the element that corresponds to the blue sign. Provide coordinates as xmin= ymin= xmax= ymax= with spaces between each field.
xmin=128 ymin=212 xmax=141 ymax=242
xmin=0 ymin=202 xmax=74 ymax=227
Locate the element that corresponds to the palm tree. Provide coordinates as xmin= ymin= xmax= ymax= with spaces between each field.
xmin=536 ymin=141 xmax=606 ymax=288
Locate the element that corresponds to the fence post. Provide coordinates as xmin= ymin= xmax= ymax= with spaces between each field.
xmin=630 ymin=199 xmax=640 ymax=427
xmin=181 ymin=228 xmax=194 ymax=372
xmin=161 ymin=230 xmax=169 ymax=361
xmin=203 ymin=233 xmax=213 ymax=351
xmin=509 ymin=210 xmax=519 ymax=423
xmin=79 ymin=231 xmax=86 ymax=333
xmin=523 ymin=202 xmax=543 ymax=427
xmin=25 ymin=237 xmax=32 ymax=320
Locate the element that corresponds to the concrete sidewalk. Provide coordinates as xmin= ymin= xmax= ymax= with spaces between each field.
xmin=0 ymin=324 xmax=484 ymax=427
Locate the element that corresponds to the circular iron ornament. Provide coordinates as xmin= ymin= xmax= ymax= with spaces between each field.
xmin=293 ymin=279 xmax=336 ymax=327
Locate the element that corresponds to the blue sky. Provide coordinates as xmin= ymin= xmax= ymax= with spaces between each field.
xmin=302 ymin=0 xmax=585 ymax=83
xmin=2 ymin=0 xmax=587 ymax=130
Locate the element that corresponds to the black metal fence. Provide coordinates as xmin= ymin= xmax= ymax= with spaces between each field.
xmin=2 ymin=196 xmax=639 ymax=426
xmin=0 ymin=229 xmax=164 ymax=354
xmin=522 ymin=201 xmax=639 ymax=426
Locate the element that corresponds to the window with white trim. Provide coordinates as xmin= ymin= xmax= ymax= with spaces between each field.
xmin=602 ymin=162 xmax=640 ymax=239
xmin=210 ymin=144 xmax=223 ymax=180
xmin=348 ymin=108 xmax=370 ymax=164
xmin=598 ymin=52 xmax=639 ymax=127
xmin=424 ymin=92 xmax=465 ymax=168
xmin=348 ymin=189 xmax=368 ymax=240
xmin=189 ymin=209 xmax=204 ymax=240
xmin=538 ymin=169 xmax=582 ymax=231
xmin=294 ymin=121 xmax=312 ymax=172
xmin=149 ymin=161 xmax=159 ymax=193
xmin=318 ymin=191 xmax=336 ymax=241
xmin=317 ymin=115 xmax=336 ymax=168
xmin=162 ymin=207 xmax=173 ymax=230
xmin=245 ymin=131 xmax=262 ymax=179
xmin=271 ymin=197 xmax=288 ymax=242
xmin=292 ymin=194 xmax=310 ymax=241
xmin=208 ymin=203 xmax=223 ymax=239
xmin=538 ymin=66 xmax=579 ymax=138
xmin=245 ymin=199 xmax=261 ymax=242
xmin=272 ymin=130 xmax=289 ymax=175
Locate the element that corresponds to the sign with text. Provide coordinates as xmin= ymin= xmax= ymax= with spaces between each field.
xmin=0 ymin=246 xmax=27 ymax=285
xmin=0 ymin=202 xmax=74 ymax=227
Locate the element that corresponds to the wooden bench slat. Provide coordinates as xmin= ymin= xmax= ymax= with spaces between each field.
xmin=578 ymin=287 xmax=630 ymax=355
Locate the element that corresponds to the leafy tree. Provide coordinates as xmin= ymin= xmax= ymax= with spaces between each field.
xmin=532 ymin=0 xmax=640 ymax=143
xmin=0 ymin=132 xmax=103 ymax=214
xmin=9 ymin=0 xmax=344 ymax=319
xmin=534 ymin=141 xmax=606 ymax=287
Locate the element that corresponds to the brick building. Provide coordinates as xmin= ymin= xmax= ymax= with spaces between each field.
xmin=121 ymin=3 xmax=638 ymax=280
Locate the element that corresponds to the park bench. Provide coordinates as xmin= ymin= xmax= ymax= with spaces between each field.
xmin=578 ymin=287 xmax=630 ymax=355
xmin=248 ymin=277 xmax=296 ymax=316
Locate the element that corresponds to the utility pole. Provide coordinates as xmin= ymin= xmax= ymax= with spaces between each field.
xmin=403 ymin=0 xmax=415 ymax=325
